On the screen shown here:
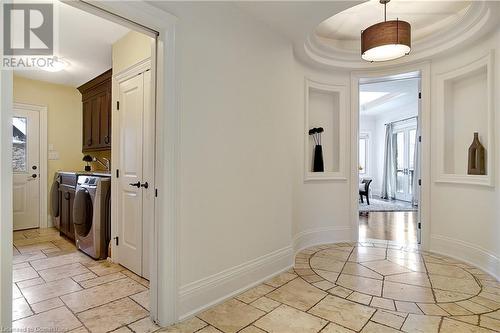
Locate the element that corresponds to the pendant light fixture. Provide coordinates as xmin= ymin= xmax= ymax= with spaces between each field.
xmin=361 ymin=0 xmax=411 ymax=62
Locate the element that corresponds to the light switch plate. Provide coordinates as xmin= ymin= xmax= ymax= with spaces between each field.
xmin=48 ymin=151 xmax=59 ymax=160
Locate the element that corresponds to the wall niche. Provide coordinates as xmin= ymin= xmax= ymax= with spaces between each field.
xmin=304 ymin=79 xmax=347 ymax=181
xmin=436 ymin=51 xmax=494 ymax=186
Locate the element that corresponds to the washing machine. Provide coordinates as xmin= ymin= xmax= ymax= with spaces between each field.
xmin=73 ymin=175 xmax=111 ymax=259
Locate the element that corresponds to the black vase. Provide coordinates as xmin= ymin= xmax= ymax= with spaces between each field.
xmin=313 ymin=145 xmax=324 ymax=172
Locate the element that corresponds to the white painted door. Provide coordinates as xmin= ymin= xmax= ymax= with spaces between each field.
xmin=117 ymin=74 xmax=144 ymax=274
xmin=116 ymin=70 xmax=153 ymax=277
xmin=13 ymin=108 xmax=40 ymax=230
xmin=394 ymin=124 xmax=417 ymax=202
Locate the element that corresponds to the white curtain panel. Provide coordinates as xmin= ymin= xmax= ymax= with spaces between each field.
xmin=381 ymin=123 xmax=397 ymax=199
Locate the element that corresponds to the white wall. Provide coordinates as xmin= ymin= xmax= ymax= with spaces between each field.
xmin=151 ymin=3 xmax=297 ymax=318
xmin=429 ymin=30 xmax=500 ymax=278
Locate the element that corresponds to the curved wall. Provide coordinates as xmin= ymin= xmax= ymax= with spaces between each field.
xmin=292 ymin=28 xmax=500 ymax=279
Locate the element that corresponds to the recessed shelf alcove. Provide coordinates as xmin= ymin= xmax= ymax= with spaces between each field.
xmin=435 ymin=51 xmax=494 ymax=186
xmin=304 ymin=79 xmax=347 ymax=181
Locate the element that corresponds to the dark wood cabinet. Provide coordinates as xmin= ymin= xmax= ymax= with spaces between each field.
xmin=78 ymin=69 xmax=112 ymax=152
xmin=58 ymin=173 xmax=77 ymax=241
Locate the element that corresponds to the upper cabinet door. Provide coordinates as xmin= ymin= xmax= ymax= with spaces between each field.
xmin=78 ymin=69 xmax=112 ymax=152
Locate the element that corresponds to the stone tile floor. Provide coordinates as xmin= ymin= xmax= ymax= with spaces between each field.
xmin=166 ymin=241 xmax=500 ymax=333
xmin=12 ymin=228 xmax=153 ymax=333
xmin=13 ymin=229 xmax=500 ymax=333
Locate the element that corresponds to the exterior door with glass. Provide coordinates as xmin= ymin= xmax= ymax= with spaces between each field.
xmin=394 ymin=123 xmax=417 ymax=202
xmin=13 ymin=107 xmax=40 ymax=230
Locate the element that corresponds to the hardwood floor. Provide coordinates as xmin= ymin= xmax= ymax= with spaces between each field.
xmin=359 ymin=211 xmax=418 ymax=244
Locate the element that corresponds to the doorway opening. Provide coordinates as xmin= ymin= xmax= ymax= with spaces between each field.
xmin=357 ymin=72 xmax=422 ymax=245
xmin=10 ymin=1 xmax=161 ymax=330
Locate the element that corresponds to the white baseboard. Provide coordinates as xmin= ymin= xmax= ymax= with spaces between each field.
xmin=178 ymin=245 xmax=293 ymax=320
xmin=293 ymin=226 xmax=352 ymax=254
xmin=430 ymin=234 xmax=500 ymax=280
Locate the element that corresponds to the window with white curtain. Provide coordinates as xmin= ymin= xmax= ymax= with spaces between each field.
xmin=359 ymin=133 xmax=369 ymax=175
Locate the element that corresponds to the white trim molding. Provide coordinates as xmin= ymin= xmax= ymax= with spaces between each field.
xmin=293 ymin=226 xmax=352 ymax=254
xmin=304 ymin=78 xmax=348 ymax=182
xmin=13 ymin=103 xmax=48 ymax=229
xmin=430 ymin=234 xmax=500 ymax=281
xmin=178 ymin=246 xmax=293 ymax=320
xmin=434 ymin=50 xmax=495 ymax=187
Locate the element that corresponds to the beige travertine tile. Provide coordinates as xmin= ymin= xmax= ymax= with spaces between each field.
xmin=302 ymin=274 xmax=324 ymax=283
xmin=362 ymin=260 xmax=411 ymax=276
xmin=79 ymin=272 xmax=127 ymax=288
xmin=385 ymin=272 xmax=431 ymax=287
xmin=264 ymin=272 xmax=297 ymax=288
xmin=161 ymin=316 xmax=207 ymax=332
xmin=313 ymin=280 xmax=335 ymax=290
xmin=429 ymin=275 xmax=480 ymax=295
xmin=440 ymin=317 xmax=492 ymax=333
xmin=361 ymin=321 xmax=400 ymax=333
xmin=198 ymin=299 xmax=264 ymax=333
xmin=347 ymin=291 xmax=372 ymax=305
xmin=13 ymin=262 xmax=30 ymax=270
xmin=12 ymin=297 xmax=33 ymax=320
xmin=382 ymin=281 xmax=434 ymax=303
xmin=13 ymin=284 xmax=22 ymax=299
xmin=238 ymin=326 xmax=266 ymax=333
xmin=12 ymin=306 xmax=81 ymax=331
xmin=341 ymin=262 xmax=383 ymax=280
xmin=111 ymin=327 xmax=133 ymax=333
xmin=30 ymin=252 xmax=92 ymax=271
xmin=196 ymin=326 xmax=222 ymax=333
xmin=68 ymin=326 xmax=90 ymax=333
xmin=451 ymin=315 xmax=479 ymax=325
xmin=321 ymin=322 xmax=355 ymax=332
xmin=236 ymin=284 xmax=274 ymax=304
xmin=31 ymin=297 xmax=64 ymax=313
xmin=484 ymin=309 xmax=500 ymax=321
xmin=17 ymin=277 xmax=45 ymax=289
xmin=61 ymin=278 xmax=147 ymax=313
xmin=479 ymin=291 xmax=500 ymax=303
xmin=72 ymin=272 xmax=99 ymax=282
xmin=13 ymin=267 xmax=39 ymax=283
xmin=13 ymin=234 xmax=62 ymax=247
xmin=329 ymin=286 xmax=353 ymax=298
xmin=401 ymin=314 xmax=441 ymax=333
xmin=267 ymin=277 xmax=326 ymax=311
xmin=77 ymin=298 xmax=148 ymax=333
xmin=128 ymin=317 xmax=161 ymax=333
xmin=480 ymin=315 xmax=500 ymax=331
xmin=315 ymin=269 xmax=340 ymax=282
xmin=370 ymin=297 xmax=395 ymax=311
xmin=416 ymin=303 xmax=449 ymax=316
xmin=425 ymin=263 xmax=473 ymax=280
xmin=254 ymin=304 xmax=327 ymax=333
xmin=371 ymin=310 xmax=404 ymax=329
xmin=122 ymin=270 xmax=150 ymax=288
xmin=337 ymin=274 xmax=382 ymax=297
xmin=315 ymin=248 xmax=351 ymax=261
xmin=434 ymin=289 xmax=473 ymax=303
xmin=23 ymin=278 xmax=82 ymax=304
xmin=13 ymin=251 xmax=47 ymax=264
xmin=469 ymin=296 xmax=500 ymax=310
xmin=438 ymin=303 xmax=472 ymax=315
xmin=85 ymin=261 xmax=125 ymax=276
xmin=38 ymin=262 xmax=91 ymax=282
xmin=131 ymin=290 xmax=150 ymax=311
xmin=251 ymin=296 xmax=281 ymax=313
xmin=16 ymin=242 xmax=58 ymax=254
xmin=456 ymin=300 xmax=491 ymax=314
xmin=395 ymin=301 xmax=422 ymax=314
xmin=310 ymin=256 xmax=345 ymax=272
xmin=309 ymin=295 xmax=375 ymax=331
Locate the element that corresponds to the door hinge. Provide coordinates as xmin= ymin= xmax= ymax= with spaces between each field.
xmin=114 ymin=236 xmax=119 ymax=246
xmin=418 ymin=179 xmax=422 ymax=186
xmin=116 ymin=169 xmax=119 ymax=178
xmin=418 ymin=223 xmax=421 ymax=229
xmin=155 ymin=188 xmax=158 ymax=197
xmin=116 ymin=101 xmax=120 ymax=110
xmin=418 ymin=92 xmax=422 ymax=99
xmin=418 ymin=135 xmax=422 ymax=143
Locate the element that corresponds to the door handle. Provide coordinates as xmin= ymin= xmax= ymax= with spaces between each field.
xmin=140 ymin=182 xmax=149 ymax=189
xmin=129 ymin=182 xmax=141 ymax=188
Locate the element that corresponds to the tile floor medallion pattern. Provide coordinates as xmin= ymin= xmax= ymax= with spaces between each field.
xmin=165 ymin=242 xmax=500 ymax=333
xmin=12 ymin=228 xmax=153 ymax=333
xmin=13 ymin=230 xmax=500 ymax=332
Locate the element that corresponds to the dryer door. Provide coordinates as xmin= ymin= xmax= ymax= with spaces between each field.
xmin=50 ymin=177 xmax=60 ymax=229
xmin=73 ymin=188 xmax=93 ymax=237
